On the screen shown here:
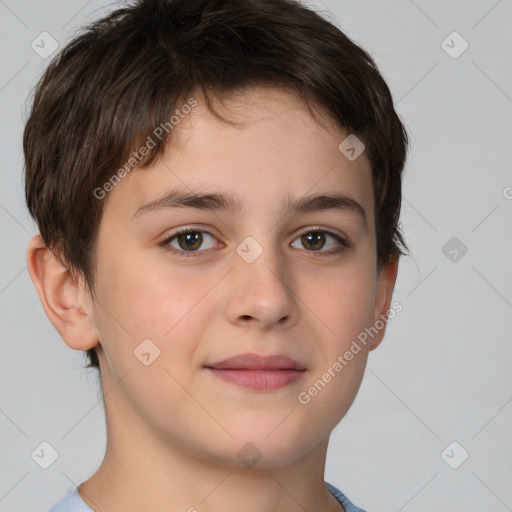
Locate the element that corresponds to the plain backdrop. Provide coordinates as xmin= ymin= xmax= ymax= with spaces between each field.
xmin=1 ymin=0 xmax=511 ymax=510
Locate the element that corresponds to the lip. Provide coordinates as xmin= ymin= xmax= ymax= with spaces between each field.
xmin=204 ymin=353 xmax=307 ymax=392
xmin=205 ymin=353 xmax=305 ymax=371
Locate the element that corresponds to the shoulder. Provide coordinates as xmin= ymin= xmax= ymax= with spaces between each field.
xmin=47 ymin=487 xmax=93 ymax=512
xmin=325 ymin=481 xmax=368 ymax=512
xmin=48 ymin=483 xmax=364 ymax=512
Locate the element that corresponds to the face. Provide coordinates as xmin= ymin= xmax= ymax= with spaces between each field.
xmin=88 ymin=87 xmax=386 ymax=467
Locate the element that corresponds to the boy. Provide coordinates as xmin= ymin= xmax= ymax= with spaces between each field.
xmin=24 ymin=0 xmax=408 ymax=510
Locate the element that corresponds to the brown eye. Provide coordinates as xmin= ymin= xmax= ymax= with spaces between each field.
xmin=301 ymin=231 xmax=326 ymax=251
xmin=176 ymin=231 xmax=203 ymax=251
xmin=162 ymin=230 xmax=218 ymax=255
xmin=291 ymin=230 xmax=348 ymax=253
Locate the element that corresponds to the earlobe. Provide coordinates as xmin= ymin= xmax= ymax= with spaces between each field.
xmin=26 ymin=234 xmax=99 ymax=351
xmin=369 ymin=255 xmax=400 ymax=351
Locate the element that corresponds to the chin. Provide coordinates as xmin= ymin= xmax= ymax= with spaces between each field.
xmin=201 ymin=430 xmax=318 ymax=470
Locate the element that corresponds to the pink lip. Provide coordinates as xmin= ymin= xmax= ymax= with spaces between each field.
xmin=204 ymin=353 xmax=307 ymax=391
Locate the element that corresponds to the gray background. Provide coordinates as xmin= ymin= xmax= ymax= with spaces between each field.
xmin=1 ymin=0 xmax=511 ymax=510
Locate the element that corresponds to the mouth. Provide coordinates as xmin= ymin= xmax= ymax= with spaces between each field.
xmin=204 ymin=353 xmax=307 ymax=391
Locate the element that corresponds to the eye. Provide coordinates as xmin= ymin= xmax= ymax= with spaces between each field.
xmin=290 ymin=229 xmax=349 ymax=253
xmin=161 ymin=229 xmax=219 ymax=256
xmin=160 ymin=227 xmax=349 ymax=257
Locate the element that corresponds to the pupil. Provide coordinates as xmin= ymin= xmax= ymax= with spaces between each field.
xmin=178 ymin=232 xmax=202 ymax=250
xmin=303 ymin=232 xmax=325 ymax=250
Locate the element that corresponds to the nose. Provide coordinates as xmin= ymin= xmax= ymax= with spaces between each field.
xmin=224 ymin=242 xmax=300 ymax=330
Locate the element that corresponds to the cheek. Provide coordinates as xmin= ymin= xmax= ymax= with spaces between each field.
xmin=91 ymin=258 xmax=230 ymax=457
xmin=95 ymin=245 xmax=194 ymax=332
xmin=91 ymin=261 xmax=205 ymax=420
xmin=295 ymin=257 xmax=376 ymax=414
xmin=304 ymin=258 xmax=377 ymax=350
xmin=92 ymin=252 xmax=215 ymax=376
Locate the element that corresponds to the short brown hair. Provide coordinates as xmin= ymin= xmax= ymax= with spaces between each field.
xmin=23 ymin=0 xmax=409 ymax=371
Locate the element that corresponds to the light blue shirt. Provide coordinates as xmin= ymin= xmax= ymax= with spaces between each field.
xmin=48 ymin=483 xmax=367 ymax=511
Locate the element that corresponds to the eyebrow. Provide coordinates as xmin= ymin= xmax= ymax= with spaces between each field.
xmin=132 ymin=189 xmax=367 ymax=227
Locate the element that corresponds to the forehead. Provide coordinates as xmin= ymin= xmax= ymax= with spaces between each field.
xmin=102 ymin=86 xmax=374 ymax=224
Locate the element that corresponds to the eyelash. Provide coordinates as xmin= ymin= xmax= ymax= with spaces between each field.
xmin=160 ymin=227 xmax=350 ymax=258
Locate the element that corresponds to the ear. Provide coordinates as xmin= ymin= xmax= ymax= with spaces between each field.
xmin=368 ymin=255 xmax=400 ymax=351
xmin=26 ymin=234 xmax=99 ymax=351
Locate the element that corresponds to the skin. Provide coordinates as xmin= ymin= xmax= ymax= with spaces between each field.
xmin=27 ymin=86 xmax=398 ymax=512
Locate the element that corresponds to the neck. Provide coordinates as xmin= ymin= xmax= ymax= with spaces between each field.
xmin=78 ymin=409 xmax=343 ymax=512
